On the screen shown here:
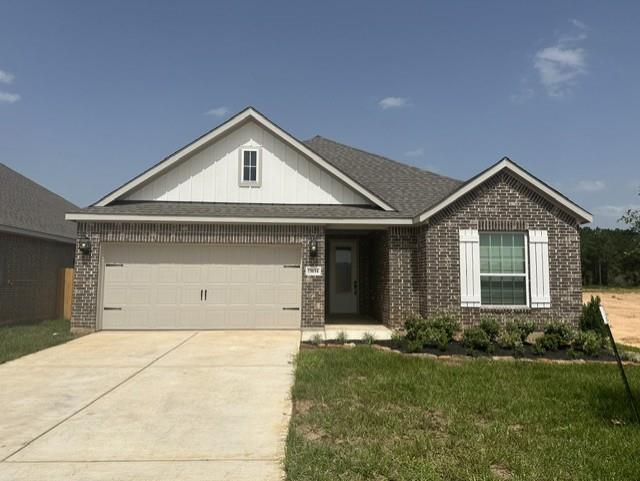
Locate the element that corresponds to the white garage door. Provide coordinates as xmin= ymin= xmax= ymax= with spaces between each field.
xmin=100 ymin=244 xmax=302 ymax=330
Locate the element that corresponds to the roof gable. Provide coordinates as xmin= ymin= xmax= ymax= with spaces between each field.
xmin=0 ymin=163 xmax=77 ymax=242
xmin=96 ymin=107 xmax=394 ymax=210
xmin=415 ymin=157 xmax=593 ymax=224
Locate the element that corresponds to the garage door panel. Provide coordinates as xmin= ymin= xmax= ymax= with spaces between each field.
xmin=101 ymin=244 xmax=301 ymax=330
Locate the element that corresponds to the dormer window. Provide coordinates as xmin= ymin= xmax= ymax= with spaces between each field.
xmin=239 ymin=148 xmax=261 ymax=186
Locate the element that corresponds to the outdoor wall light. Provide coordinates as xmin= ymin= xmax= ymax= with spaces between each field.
xmin=78 ymin=236 xmax=91 ymax=254
xmin=309 ymin=240 xmax=318 ymax=257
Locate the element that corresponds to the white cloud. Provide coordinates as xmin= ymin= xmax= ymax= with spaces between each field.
xmin=591 ymin=204 xmax=640 ymax=227
xmin=204 ymin=106 xmax=229 ymax=117
xmin=570 ymin=18 xmax=588 ymax=30
xmin=532 ymin=20 xmax=589 ymax=97
xmin=575 ymin=180 xmax=605 ymax=192
xmin=510 ymin=88 xmax=535 ymax=104
xmin=0 ymin=92 xmax=20 ymax=103
xmin=0 ymin=69 xmax=15 ymax=84
xmin=404 ymin=148 xmax=424 ymax=157
xmin=378 ymin=97 xmax=410 ymax=110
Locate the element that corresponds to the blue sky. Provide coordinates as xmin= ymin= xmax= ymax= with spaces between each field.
xmin=1 ymin=1 xmax=639 ymax=227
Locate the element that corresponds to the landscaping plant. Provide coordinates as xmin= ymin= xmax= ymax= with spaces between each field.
xmin=580 ymin=295 xmax=607 ymax=337
xmin=479 ymin=318 xmax=501 ymax=342
xmin=461 ymin=326 xmax=492 ymax=353
xmin=404 ymin=314 xmax=459 ymax=352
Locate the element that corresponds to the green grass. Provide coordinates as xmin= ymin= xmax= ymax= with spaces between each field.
xmin=0 ymin=318 xmax=76 ymax=364
xmin=286 ymin=347 xmax=640 ymax=481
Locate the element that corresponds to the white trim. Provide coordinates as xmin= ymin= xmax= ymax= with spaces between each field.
xmin=528 ymin=229 xmax=551 ymax=308
xmin=95 ymin=107 xmax=394 ymax=211
xmin=477 ymin=231 xmax=530 ymax=308
xmin=239 ymin=147 xmax=261 ymax=187
xmin=459 ymin=229 xmax=481 ymax=307
xmin=65 ymin=213 xmax=413 ymax=225
xmin=416 ymin=158 xmax=592 ymax=224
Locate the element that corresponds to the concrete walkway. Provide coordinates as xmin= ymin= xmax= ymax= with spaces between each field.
xmin=0 ymin=330 xmax=300 ymax=481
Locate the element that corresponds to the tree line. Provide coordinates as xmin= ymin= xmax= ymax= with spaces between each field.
xmin=580 ymin=198 xmax=640 ymax=287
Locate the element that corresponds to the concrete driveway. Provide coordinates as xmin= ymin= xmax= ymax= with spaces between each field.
xmin=0 ymin=330 xmax=300 ymax=481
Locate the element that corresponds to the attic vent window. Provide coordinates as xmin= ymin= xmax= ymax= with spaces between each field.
xmin=239 ymin=148 xmax=261 ymax=186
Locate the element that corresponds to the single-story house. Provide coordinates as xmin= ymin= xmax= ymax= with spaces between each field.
xmin=66 ymin=107 xmax=592 ymax=333
xmin=0 ymin=163 xmax=77 ymax=325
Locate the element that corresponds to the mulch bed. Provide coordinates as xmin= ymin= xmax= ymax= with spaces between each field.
xmin=301 ymin=340 xmax=639 ymax=364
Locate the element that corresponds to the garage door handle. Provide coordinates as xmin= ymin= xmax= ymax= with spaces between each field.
xmin=282 ymin=307 xmax=300 ymax=311
xmin=200 ymin=289 xmax=203 ymax=301
xmin=104 ymin=307 xmax=122 ymax=311
xmin=204 ymin=289 xmax=207 ymax=301
xmin=283 ymin=264 xmax=300 ymax=268
xmin=105 ymin=263 xmax=124 ymax=267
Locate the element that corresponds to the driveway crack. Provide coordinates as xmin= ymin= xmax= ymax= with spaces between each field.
xmin=1 ymin=332 xmax=199 ymax=463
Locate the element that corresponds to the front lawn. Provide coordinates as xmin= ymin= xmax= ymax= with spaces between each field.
xmin=286 ymin=347 xmax=640 ymax=481
xmin=0 ymin=318 xmax=76 ymax=364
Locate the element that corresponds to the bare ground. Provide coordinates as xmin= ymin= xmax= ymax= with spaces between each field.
xmin=583 ymin=290 xmax=640 ymax=348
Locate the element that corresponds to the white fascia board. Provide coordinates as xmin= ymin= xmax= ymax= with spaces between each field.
xmin=415 ymin=159 xmax=593 ymax=224
xmin=65 ymin=213 xmax=413 ymax=225
xmin=95 ymin=108 xmax=394 ymax=211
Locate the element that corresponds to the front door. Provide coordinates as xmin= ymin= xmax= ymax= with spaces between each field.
xmin=329 ymin=240 xmax=358 ymax=314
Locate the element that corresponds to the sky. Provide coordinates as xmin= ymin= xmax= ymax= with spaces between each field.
xmin=1 ymin=1 xmax=639 ymax=227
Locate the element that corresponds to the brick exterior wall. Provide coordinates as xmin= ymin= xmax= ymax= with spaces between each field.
xmin=70 ymin=173 xmax=583 ymax=331
xmin=0 ymin=232 xmax=74 ymax=325
xmin=418 ymin=172 xmax=582 ymax=327
xmin=71 ymin=222 xmax=325 ymax=331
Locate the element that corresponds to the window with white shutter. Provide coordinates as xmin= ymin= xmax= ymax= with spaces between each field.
xmin=459 ymin=229 xmax=481 ymax=307
xmin=528 ymin=230 xmax=551 ymax=308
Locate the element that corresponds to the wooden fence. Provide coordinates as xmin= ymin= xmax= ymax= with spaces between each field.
xmin=57 ymin=268 xmax=73 ymax=320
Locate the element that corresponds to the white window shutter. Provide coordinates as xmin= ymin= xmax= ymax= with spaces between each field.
xmin=528 ymin=230 xmax=551 ymax=308
xmin=459 ymin=229 xmax=481 ymax=307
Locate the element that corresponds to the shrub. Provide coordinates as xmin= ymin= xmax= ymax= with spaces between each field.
xmin=513 ymin=342 xmax=525 ymax=358
xmin=580 ymin=296 xmax=606 ymax=337
xmin=480 ymin=318 xmax=501 ymax=342
xmin=461 ymin=326 xmax=491 ymax=352
xmin=496 ymin=328 xmax=522 ymax=350
xmin=515 ymin=320 xmax=536 ymax=341
xmin=573 ymin=330 xmax=605 ymax=357
xmin=430 ymin=314 xmax=460 ymax=340
xmin=309 ymin=333 xmax=324 ymax=346
xmin=533 ymin=341 xmax=546 ymax=355
xmin=362 ymin=332 xmax=376 ymax=345
xmin=335 ymin=331 xmax=348 ymax=344
xmin=403 ymin=314 xmax=459 ymax=352
xmin=390 ymin=331 xmax=405 ymax=349
xmin=543 ymin=321 xmax=574 ymax=347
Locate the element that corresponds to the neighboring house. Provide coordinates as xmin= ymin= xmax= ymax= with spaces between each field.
xmin=0 ymin=163 xmax=77 ymax=324
xmin=66 ymin=107 xmax=592 ymax=332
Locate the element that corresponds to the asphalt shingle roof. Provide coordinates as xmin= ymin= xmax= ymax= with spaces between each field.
xmin=0 ymin=163 xmax=77 ymax=240
xmin=303 ymin=136 xmax=463 ymax=216
xmin=73 ymin=134 xmax=465 ymax=221
xmin=71 ymin=202 xmax=405 ymax=219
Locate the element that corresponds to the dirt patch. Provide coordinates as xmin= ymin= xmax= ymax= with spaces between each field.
xmin=296 ymin=423 xmax=328 ymax=442
xmin=490 ymin=464 xmax=513 ymax=480
xmin=584 ymin=291 xmax=640 ymax=348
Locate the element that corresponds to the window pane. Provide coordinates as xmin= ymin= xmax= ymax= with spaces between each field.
xmin=243 ymin=166 xmax=252 ymax=181
xmin=481 ymin=276 xmax=526 ymax=305
xmin=335 ymin=247 xmax=352 ymax=293
xmin=480 ymin=233 xmax=525 ymax=274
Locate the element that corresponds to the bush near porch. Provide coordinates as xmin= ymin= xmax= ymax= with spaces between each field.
xmin=285 ymin=346 xmax=640 ymax=481
xmin=391 ymin=297 xmax=635 ymax=361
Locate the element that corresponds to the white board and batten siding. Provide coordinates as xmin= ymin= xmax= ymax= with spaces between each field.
xmin=125 ymin=121 xmax=370 ymax=205
xmin=528 ymin=230 xmax=551 ymax=308
xmin=458 ymin=229 xmax=551 ymax=308
xmin=459 ymin=229 xmax=481 ymax=307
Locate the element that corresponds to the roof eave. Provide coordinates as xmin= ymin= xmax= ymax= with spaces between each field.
xmin=414 ymin=158 xmax=593 ymax=225
xmin=65 ymin=212 xmax=413 ymax=225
